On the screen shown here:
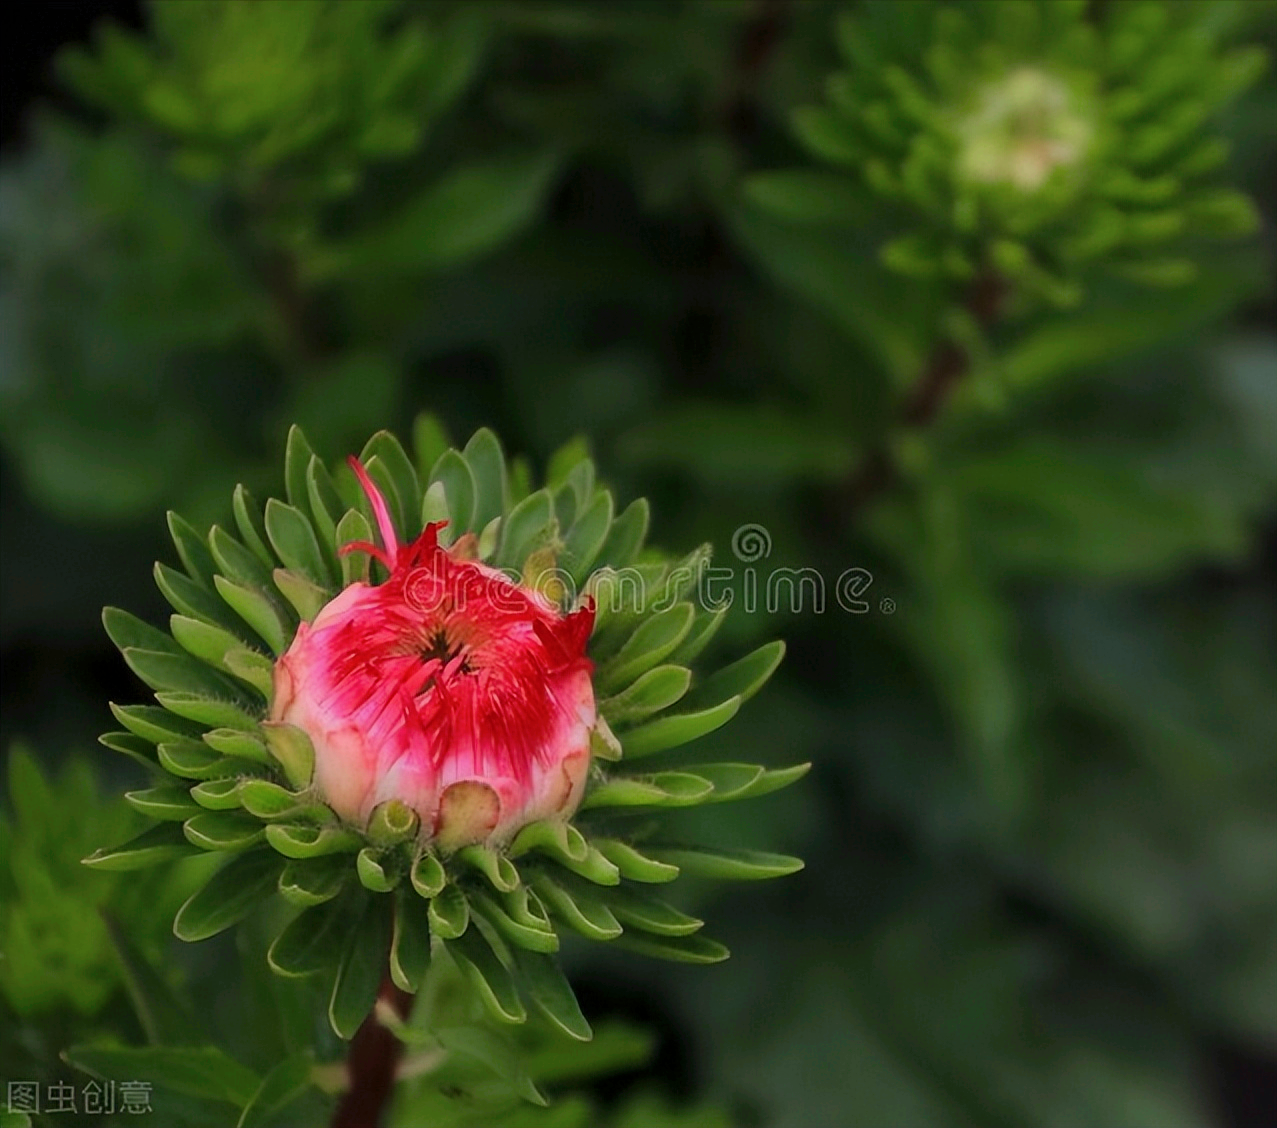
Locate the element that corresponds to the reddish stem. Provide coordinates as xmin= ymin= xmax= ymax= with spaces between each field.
xmin=329 ymin=976 xmax=414 ymax=1128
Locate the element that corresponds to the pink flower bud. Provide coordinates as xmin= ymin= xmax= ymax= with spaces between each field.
xmin=271 ymin=459 xmax=596 ymax=850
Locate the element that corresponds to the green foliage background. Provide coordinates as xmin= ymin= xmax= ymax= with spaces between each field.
xmin=2 ymin=1 xmax=1275 ymax=1125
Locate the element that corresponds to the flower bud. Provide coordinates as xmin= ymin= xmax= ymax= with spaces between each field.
xmin=271 ymin=459 xmax=596 ymax=851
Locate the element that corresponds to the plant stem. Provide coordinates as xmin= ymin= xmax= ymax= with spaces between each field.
xmin=329 ymin=975 xmax=415 ymax=1128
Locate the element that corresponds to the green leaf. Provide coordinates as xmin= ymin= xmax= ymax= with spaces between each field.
xmin=110 ymin=702 xmax=207 ymax=744
xmin=233 ymin=485 xmax=276 ymax=568
xmin=63 ymin=1044 xmax=259 ymax=1107
xmin=278 ymin=856 xmax=350 ymax=907
xmin=509 ymin=947 xmax=593 ymax=1041
xmin=597 ymin=497 xmax=649 ymax=569
xmin=83 ymin=823 xmax=196 ymax=870
xmin=591 ymin=884 xmax=703 ymax=937
xmin=100 ymin=731 xmax=162 ymax=772
xmin=436 ymin=1025 xmax=546 ymax=1105
xmin=645 ymin=846 xmax=804 ymax=880
xmin=531 ymin=874 xmax=622 ymax=941
xmin=215 ymin=576 xmax=294 ymax=656
xmin=356 ymin=846 xmax=398 ymax=892
xmin=617 ymin=697 xmax=743 ymax=759
xmin=184 ymin=812 xmax=265 ymax=852
xmin=428 ymin=449 xmax=477 ymax=538
xmin=471 ymin=890 xmax=559 ymax=954
xmin=157 ymin=740 xmax=248 ymax=780
xmin=174 ymin=850 xmax=282 ymax=941
xmin=341 ymin=150 xmax=561 ymax=274
xmin=599 ymin=604 xmax=696 ymax=693
xmin=455 ymin=844 xmax=521 ymax=892
xmin=103 ymin=914 xmax=198 ymax=1046
xmin=168 ymin=510 xmax=218 ymax=588
xmin=269 ymin=895 xmax=355 ymax=978
xmin=329 ymin=894 xmax=390 ymax=1039
xmin=236 ymin=1054 xmax=314 ymax=1128
xmin=156 ymin=692 xmax=260 ymax=731
xmin=412 ymin=414 xmax=451 ymax=480
xmin=265 ymin=499 xmax=334 ymax=588
xmin=210 ymin=525 xmax=276 ymax=590
xmin=581 ymin=772 xmax=714 ymax=810
xmin=410 ymin=851 xmax=447 ymax=899
xmin=284 ymin=426 xmax=318 ymax=520
xmin=562 ymin=491 xmax=614 ymax=582
xmin=592 ymin=839 xmax=680 ymax=883
xmin=685 ymin=761 xmax=812 ymax=803
xmin=265 ymin=823 xmax=361 ymax=859
xmin=155 ymin=562 xmax=258 ymax=645
xmin=464 ymin=428 xmax=508 ymax=532
xmin=390 ymin=886 xmax=433 ymax=993
xmin=122 ymin=647 xmax=248 ymax=703
xmin=337 ymin=510 xmax=375 ymax=585
xmin=428 ymin=883 xmax=470 ymax=940
xmin=612 ymin=931 xmax=729 ymax=964
xmin=600 ymin=665 xmax=691 ymax=725
xmin=445 ymin=927 xmax=528 ymax=1025
xmin=496 ymin=488 xmax=555 ymax=569
xmin=684 ymin=641 xmax=785 ymax=711
xmin=203 ymin=729 xmax=270 ymax=764
xmin=125 ymin=784 xmax=201 ymax=821
xmin=361 ymin=431 xmax=423 ymax=539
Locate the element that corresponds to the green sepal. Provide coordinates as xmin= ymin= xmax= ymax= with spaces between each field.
xmin=470 ymin=889 xmax=559 ymax=953
xmin=336 ymin=510 xmax=374 ymax=585
xmin=666 ymin=608 xmax=726 ymax=666
xmin=190 ymin=778 xmax=245 ymax=811
xmin=455 ymin=844 xmax=520 ymax=892
xmin=261 ymin=721 xmax=315 ymax=788
xmin=265 ymin=498 xmax=334 ymax=589
xmin=237 ymin=779 xmax=301 ymax=819
xmin=100 ymin=731 xmax=162 ymax=773
xmin=169 ymin=615 xmax=273 ymax=697
xmin=125 ymin=784 xmax=199 ymax=821
xmin=687 ymin=761 xmax=812 ymax=803
xmin=284 ymin=426 xmax=318 ymax=520
xmin=389 ymin=886 xmax=433 ymax=993
xmin=110 ymin=702 xmax=206 ymax=744
xmin=155 ymin=692 xmax=260 ymax=732
xmin=463 ymin=428 xmax=508 ymax=532
xmin=329 ymin=893 xmax=391 ymax=1039
xmin=173 ymin=850 xmax=282 ymax=941
xmin=562 ymin=491 xmax=613 ymax=582
xmin=592 ymin=839 xmax=680 ymax=883
xmin=363 ymin=430 xmax=423 ymax=536
xmin=445 ymin=925 xmax=527 ymax=1025
xmin=509 ymin=819 xmax=588 ymax=864
xmin=184 ymin=812 xmax=265 ymax=852
xmin=530 ymin=873 xmax=622 ymax=941
xmin=682 ymin=640 xmax=785 ymax=710
xmin=279 ymin=856 xmax=349 ymax=907
xmin=508 ymin=947 xmax=592 ymax=1041
xmin=599 ymin=665 xmax=691 ymax=726
xmin=202 ymin=728 xmax=271 ymax=763
xmin=590 ymin=884 xmax=703 ymax=937
xmin=167 ymin=510 xmax=218 ymax=588
xmin=495 ymin=488 xmax=554 ymax=570
xmin=429 ymin=449 xmax=477 ymax=537
xmin=356 ymin=846 xmax=399 ymax=892
xmin=235 ymin=1054 xmax=315 ymax=1128
xmin=214 ymin=575 xmax=293 ymax=656
xmin=158 ymin=741 xmax=253 ymax=780
xmin=612 ymin=931 xmax=729 ymax=964
xmin=428 ymin=883 xmax=470 ymax=939
xmin=273 ymin=568 xmax=330 ymax=622
xmin=209 ymin=525 xmax=277 ymax=591
xmin=597 ymin=497 xmax=649 ymax=569
xmin=232 ymin=485 xmax=275 ymax=569
xmin=367 ymin=799 xmax=419 ymax=845
xmin=644 ymin=846 xmax=805 ymax=880
xmin=420 ymin=480 xmax=450 ymax=530
xmin=122 ymin=646 xmax=249 ymax=703
xmin=83 ymin=823 xmax=198 ymax=871
xmin=581 ymin=772 xmax=714 ymax=810
xmin=265 ymin=823 xmax=362 ymax=859
xmin=618 ymin=696 xmax=742 ymax=759
xmin=268 ymin=895 xmax=354 ymax=978
xmin=410 ymin=851 xmax=447 ymax=898
xmin=598 ymin=604 xmax=695 ymax=693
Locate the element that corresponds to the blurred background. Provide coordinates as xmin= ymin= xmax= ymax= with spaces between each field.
xmin=2 ymin=2 xmax=1275 ymax=1126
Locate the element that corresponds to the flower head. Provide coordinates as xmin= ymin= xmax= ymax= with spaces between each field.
xmin=274 ymin=459 xmax=596 ymax=848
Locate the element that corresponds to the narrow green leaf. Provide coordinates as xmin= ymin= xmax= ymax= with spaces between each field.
xmin=233 ymin=485 xmax=276 ymax=568
xmin=464 ymin=428 xmax=507 ymax=531
xmin=156 ymin=692 xmax=260 ymax=731
xmin=390 ymin=886 xmax=433 ymax=993
xmin=619 ymin=697 xmax=742 ymax=759
xmin=274 ymin=568 xmax=330 ymax=622
xmin=599 ymin=665 xmax=691 ymax=725
xmin=203 ymin=728 xmax=271 ymax=764
xmin=265 ymin=823 xmax=361 ymax=859
xmin=582 ymin=772 xmax=713 ymax=810
xmin=168 ymin=510 xmax=217 ymax=588
xmin=190 ymin=777 xmax=244 ymax=811
xmin=446 ymin=927 xmax=527 ymax=1025
xmin=330 ymin=894 xmax=391 ymax=1038
xmin=356 ymin=847 xmax=398 ymax=892
xmin=436 ymin=1025 xmax=545 ymax=1105
xmin=596 ymin=497 xmax=649 ymax=569
xmin=599 ymin=604 xmax=695 ymax=693
xmin=496 ymin=488 xmax=555 ymax=569
xmin=278 ymin=856 xmax=349 ymax=907
xmin=210 ymin=525 xmax=276 ymax=590
xmin=265 ymin=499 xmax=334 ymax=588
xmin=337 ymin=510 xmax=374 ymax=585
xmin=592 ymin=884 xmax=703 ymax=937
xmin=214 ymin=576 xmax=293 ymax=655
xmin=531 ymin=874 xmax=622 ymax=941
xmin=174 ymin=851 xmax=282 ymax=941
xmin=562 ymin=491 xmax=613 ymax=582
xmin=184 ymin=812 xmax=265 ymax=852
xmin=428 ymin=883 xmax=470 ymax=940
xmin=645 ymin=846 xmax=804 ymax=880
xmin=63 ymin=1044 xmax=259 ymax=1107
xmin=410 ymin=851 xmax=447 ymax=899
xmin=110 ymin=702 xmax=206 ymax=745
xmin=157 ymin=740 xmax=245 ymax=780
xmin=236 ymin=1054 xmax=314 ymax=1128
xmin=154 ymin=562 xmax=258 ymax=645
xmin=103 ymin=913 xmax=198 ymax=1046
xmin=99 ymin=731 xmax=162 ymax=772
xmin=509 ymin=947 xmax=592 ymax=1041
xmin=682 ymin=640 xmax=785 ymax=711
xmin=592 ymin=839 xmax=679 ymax=883
xmin=455 ymin=844 xmax=520 ymax=892
xmin=269 ymin=895 xmax=355 ymax=978
xmin=412 ymin=414 xmax=451 ymax=481
xmin=612 ymin=931 xmax=729 ymax=964
xmin=284 ymin=426 xmax=318 ymax=520
xmin=126 ymin=785 xmax=200 ymax=821
xmin=83 ymin=823 xmax=196 ymax=871
xmin=361 ymin=431 xmax=422 ymax=538
xmin=428 ymin=449 xmax=477 ymax=538
xmin=471 ymin=890 xmax=559 ymax=954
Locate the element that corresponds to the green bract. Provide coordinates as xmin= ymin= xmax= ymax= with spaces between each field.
xmin=89 ymin=420 xmax=806 ymax=1039
xmin=752 ymin=0 xmax=1266 ymax=304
